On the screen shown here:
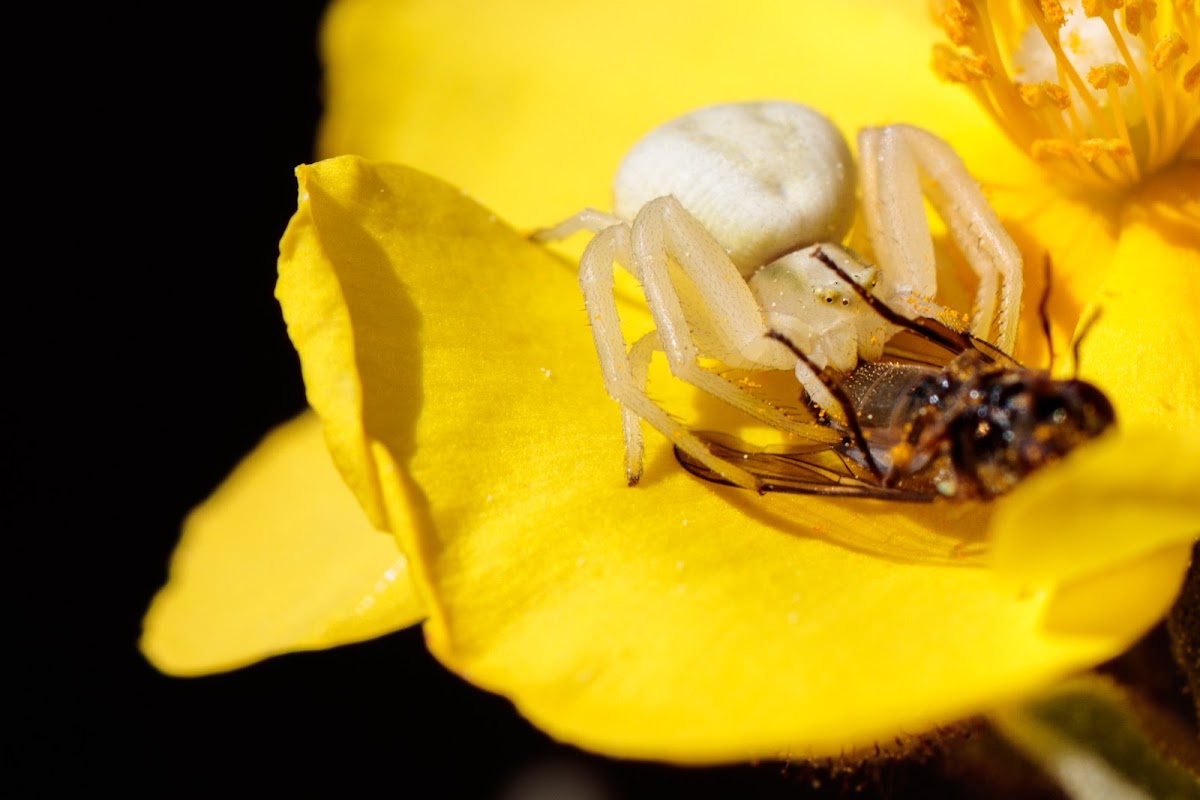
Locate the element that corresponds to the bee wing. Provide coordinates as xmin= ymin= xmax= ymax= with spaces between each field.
xmin=675 ymin=432 xmax=936 ymax=502
xmin=882 ymin=321 xmax=1021 ymax=369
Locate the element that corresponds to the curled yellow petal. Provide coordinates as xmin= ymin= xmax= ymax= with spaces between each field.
xmin=275 ymin=156 xmax=1185 ymax=762
xmin=1038 ymin=541 xmax=1195 ymax=638
xmin=991 ymin=428 xmax=1200 ymax=595
xmin=141 ymin=412 xmax=424 ymax=676
xmin=1079 ymin=164 xmax=1200 ymax=432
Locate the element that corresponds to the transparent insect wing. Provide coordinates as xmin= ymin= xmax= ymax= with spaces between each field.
xmin=674 ymin=433 xmax=937 ymax=502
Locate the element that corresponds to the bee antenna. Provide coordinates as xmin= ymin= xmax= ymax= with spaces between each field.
xmin=1071 ymin=307 xmax=1103 ymax=378
xmin=764 ymin=329 xmax=884 ymax=481
xmin=1037 ymin=254 xmax=1054 ymax=371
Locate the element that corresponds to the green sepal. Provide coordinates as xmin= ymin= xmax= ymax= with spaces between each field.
xmin=992 ymin=675 xmax=1200 ymax=799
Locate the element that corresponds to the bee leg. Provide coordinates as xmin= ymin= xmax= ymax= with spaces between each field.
xmin=764 ymin=330 xmax=885 ymax=481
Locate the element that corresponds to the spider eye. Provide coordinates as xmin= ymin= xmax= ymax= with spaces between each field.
xmin=841 ymin=297 xmax=850 ymax=306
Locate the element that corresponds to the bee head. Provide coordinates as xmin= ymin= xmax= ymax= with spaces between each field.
xmin=951 ymin=372 xmax=1116 ymax=499
xmin=1029 ymin=378 xmax=1116 ymax=444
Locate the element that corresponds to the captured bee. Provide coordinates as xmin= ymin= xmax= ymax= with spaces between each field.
xmin=674 ymin=248 xmax=1116 ymax=502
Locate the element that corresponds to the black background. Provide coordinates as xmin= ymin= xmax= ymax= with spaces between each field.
xmin=36 ymin=4 xmax=1083 ymax=796
xmin=72 ymin=2 xmax=599 ymax=794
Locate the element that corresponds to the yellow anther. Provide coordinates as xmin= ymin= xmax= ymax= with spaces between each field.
xmin=1031 ymin=138 xmax=1077 ymax=160
xmin=932 ymin=43 xmax=994 ymax=82
xmin=1082 ymin=0 xmax=1124 ymax=15
xmin=1019 ymin=81 xmax=1073 ymax=108
xmin=1185 ymin=61 xmax=1200 ymax=92
xmin=1122 ymin=0 xmax=1154 ymax=34
xmin=1087 ymin=63 xmax=1131 ymax=89
xmin=1044 ymin=82 xmax=1072 ymax=108
xmin=1078 ymin=138 xmax=1133 ymax=160
xmin=1152 ymin=33 xmax=1190 ymax=70
xmin=1123 ymin=4 xmax=1140 ymax=34
xmin=1018 ymin=83 xmax=1044 ymax=106
xmin=1039 ymin=0 xmax=1068 ymax=27
xmin=936 ymin=0 xmax=979 ymax=47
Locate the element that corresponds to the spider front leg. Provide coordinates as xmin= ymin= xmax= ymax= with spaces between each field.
xmin=621 ymin=330 xmax=659 ymax=484
xmin=628 ymin=197 xmax=835 ymax=435
xmin=529 ymin=208 xmax=624 ymax=242
xmin=859 ymin=125 xmax=1023 ymax=353
xmin=577 ymin=222 xmax=763 ymax=489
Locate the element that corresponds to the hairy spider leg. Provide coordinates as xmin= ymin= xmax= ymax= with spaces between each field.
xmin=541 ymin=202 xmax=821 ymax=488
xmin=578 ymin=222 xmax=761 ymax=489
xmin=622 ymin=330 xmax=658 ymax=483
xmin=529 ymin=208 xmax=624 ymax=241
xmin=626 ymin=197 xmax=832 ymax=429
xmin=859 ymin=125 xmax=1023 ymax=353
xmin=535 ymin=199 xmax=822 ymax=436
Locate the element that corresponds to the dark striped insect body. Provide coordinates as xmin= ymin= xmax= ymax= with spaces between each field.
xmin=675 ymin=248 xmax=1116 ymax=502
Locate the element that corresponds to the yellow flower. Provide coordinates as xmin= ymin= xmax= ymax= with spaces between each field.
xmin=142 ymin=0 xmax=1200 ymax=762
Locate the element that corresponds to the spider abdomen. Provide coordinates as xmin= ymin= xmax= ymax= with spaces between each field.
xmin=612 ymin=102 xmax=857 ymax=277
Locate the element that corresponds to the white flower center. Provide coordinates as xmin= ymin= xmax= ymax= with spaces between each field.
xmin=1012 ymin=1 xmax=1149 ymax=129
xmin=931 ymin=0 xmax=1199 ymax=189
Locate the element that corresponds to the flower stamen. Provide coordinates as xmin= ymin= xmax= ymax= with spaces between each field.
xmin=1152 ymin=30 xmax=1191 ymax=66
xmin=931 ymin=0 xmax=1199 ymax=189
xmin=1088 ymin=63 xmax=1141 ymax=174
xmin=933 ymin=43 xmax=996 ymax=81
xmin=1093 ymin=6 xmax=1166 ymax=172
xmin=1123 ymin=0 xmax=1148 ymax=36
xmin=1026 ymin=0 xmax=1123 ymax=141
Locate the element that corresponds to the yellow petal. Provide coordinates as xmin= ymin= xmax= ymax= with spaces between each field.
xmin=317 ymin=0 xmax=1002 ymax=227
xmin=991 ymin=429 xmax=1200 ymax=596
xmin=1080 ymin=163 xmax=1200 ymax=432
xmin=276 ymin=156 xmax=1185 ymax=762
xmin=990 ymin=186 xmax=1120 ymax=368
xmin=1038 ymin=541 xmax=1195 ymax=638
xmin=141 ymin=412 xmax=424 ymax=676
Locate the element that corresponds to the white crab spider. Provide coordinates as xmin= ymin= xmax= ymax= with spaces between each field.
xmin=534 ymin=102 xmax=1022 ymax=490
